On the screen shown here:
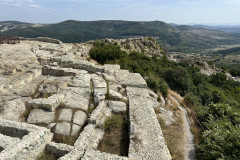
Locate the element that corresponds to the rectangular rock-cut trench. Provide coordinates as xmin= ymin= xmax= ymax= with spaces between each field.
xmin=0 ymin=125 xmax=29 ymax=139
xmin=0 ymin=146 xmax=4 ymax=152
xmin=97 ymin=112 xmax=130 ymax=156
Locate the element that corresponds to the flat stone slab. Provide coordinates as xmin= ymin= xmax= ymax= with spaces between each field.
xmin=54 ymin=122 xmax=71 ymax=136
xmin=58 ymin=109 xmax=73 ymax=122
xmin=127 ymin=87 xmax=172 ymax=160
xmin=102 ymin=73 xmax=116 ymax=82
xmin=73 ymin=110 xmax=87 ymax=126
xmin=91 ymin=74 xmax=107 ymax=88
xmin=0 ymin=134 xmax=20 ymax=149
xmin=104 ymin=64 xmax=120 ymax=75
xmin=1 ymin=97 xmax=30 ymax=122
xmin=27 ymin=109 xmax=55 ymax=124
xmin=114 ymin=70 xmax=147 ymax=88
xmin=62 ymin=92 xmax=89 ymax=111
xmin=68 ymin=74 xmax=91 ymax=88
xmin=60 ymin=88 xmax=89 ymax=111
xmin=114 ymin=70 xmax=129 ymax=83
xmin=74 ymin=124 xmax=104 ymax=149
xmin=27 ymin=94 xmax=65 ymax=111
xmin=108 ymin=101 xmax=126 ymax=113
xmin=71 ymin=124 xmax=81 ymax=136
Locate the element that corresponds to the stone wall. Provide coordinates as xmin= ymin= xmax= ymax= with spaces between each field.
xmin=0 ymin=119 xmax=53 ymax=160
xmin=0 ymin=40 xmax=171 ymax=160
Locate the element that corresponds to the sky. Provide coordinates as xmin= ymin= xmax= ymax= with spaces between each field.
xmin=0 ymin=0 xmax=240 ymax=24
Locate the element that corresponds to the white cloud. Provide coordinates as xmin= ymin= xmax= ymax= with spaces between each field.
xmin=0 ymin=0 xmax=44 ymax=8
xmin=28 ymin=4 xmax=43 ymax=8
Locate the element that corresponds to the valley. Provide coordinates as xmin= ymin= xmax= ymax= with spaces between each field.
xmin=0 ymin=20 xmax=240 ymax=160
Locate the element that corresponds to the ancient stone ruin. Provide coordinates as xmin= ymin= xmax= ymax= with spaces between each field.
xmin=0 ymin=39 xmax=171 ymax=159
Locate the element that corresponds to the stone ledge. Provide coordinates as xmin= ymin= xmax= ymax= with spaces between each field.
xmin=81 ymin=149 xmax=128 ymax=160
xmin=126 ymin=87 xmax=172 ymax=160
xmin=0 ymin=119 xmax=53 ymax=160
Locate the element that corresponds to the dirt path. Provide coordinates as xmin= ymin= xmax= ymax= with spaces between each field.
xmin=169 ymin=94 xmax=196 ymax=160
xmin=179 ymin=105 xmax=196 ymax=160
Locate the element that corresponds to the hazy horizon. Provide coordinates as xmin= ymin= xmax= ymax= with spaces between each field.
xmin=1 ymin=0 xmax=240 ymax=25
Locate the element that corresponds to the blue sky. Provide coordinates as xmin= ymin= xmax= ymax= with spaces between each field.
xmin=0 ymin=0 xmax=240 ymax=24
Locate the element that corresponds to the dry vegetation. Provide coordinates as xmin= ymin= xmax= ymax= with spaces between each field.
xmin=168 ymin=89 xmax=184 ymax=104
xmin=98 ymin=113 xmax=129 ymax=156
xmin=157 ymin=90 xmax=187 ymax=160
xmin=159 ymin=110 xmax=185 ymax=160
xmin=37 ymin=151 xmax=58 ymax=160
xmin=52 ymin=134 xmax=78 ymax=146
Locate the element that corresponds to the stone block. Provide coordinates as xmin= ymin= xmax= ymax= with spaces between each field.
xmin=88 ymin=101 xmax=107 ymax=125
xmin=61 ymin=91 xmax=89 ymax=111
xmin=71 ymin=124 xmax=81 ymax=136
xmin=109 ymin=90 xmax=122 ymax=100
xmin=27 ymin=109 xmax=55 ymax=124
xmin=54 ymin=122 xmax=71 ymax=136
xmin=1 ymin=97 xmax=30 ymax=122
xmin=27 ymin=94 xmax=65 ymax=111
xmin=73 ymin=110 xmax=87 ymax=126
xmin=58 ymin=109 xmax=73 ymax=122
xmin=108 ymin=101 xmax=127 ymax=113
xmin=104 ymin=64 xmax=120 ymax=75
xmin=91 ymin=74 xmax=107 ymax=88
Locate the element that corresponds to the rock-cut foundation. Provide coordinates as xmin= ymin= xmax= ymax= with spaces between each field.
xmin=0 ymin=40 xmax=171 ymax=160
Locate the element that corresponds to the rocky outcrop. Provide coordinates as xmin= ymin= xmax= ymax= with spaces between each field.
xmin=0 ymin=40 xmax=171 ymax=160
xmin=95 ymin=37 xmax=165 ymax=57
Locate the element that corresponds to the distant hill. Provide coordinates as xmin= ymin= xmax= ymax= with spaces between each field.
xmin=211 ymin=25 xmax=240 ymax=33
xmin=0 ymin=21 xmax=46 ymax=32
xmin=2 ymin=20 xmax=240 ymax=52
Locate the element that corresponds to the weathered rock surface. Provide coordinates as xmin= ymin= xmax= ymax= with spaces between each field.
xmin=109 ymin=90 xmax=122 ymax=100
xmin=98 ymin=37 xmax=164 ymax=57
xmin=0 ymin=119 xmax=53 ymax=160
xmin=157 ymin=108 xmax=176 ymax=126
xmin=73 ymin=110 xmax=87 ymax=126
xmin=61 ymin=91 xmax=89 ymax=111
xmin=0 ymin=97 xmax=30 ymax=121
xmin=82 ymin=149 xmax=128 ymax=160
xmin=54 ymin=122 xmax=71 ymax=136
xmin=27 ymin=109 xmax=55 ymax=124
xmin=88 ymin=101 xmax=107 ymax=125
xmin=58 ymin=109 xmax=73 ymax=122
xmin=0 ymin=39 xmax=171 ymax=160
xmin=27 ymin=94 xmax=65 ymax=111
xmin=127 ymin=87 xmax=172 ymax=160
xmin=71 ymin=124 xmax=81 ymax=136
xmin=108 ymin=101 xmax=127 ymax=113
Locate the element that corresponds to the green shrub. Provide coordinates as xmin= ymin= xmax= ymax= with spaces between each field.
xmin=199 ymin=118 xmax=240 ymax=160
xmin=104 ymin=114 xmax=122 ymax=131
xmin=89 ymin=43 xmax=127 ymax=64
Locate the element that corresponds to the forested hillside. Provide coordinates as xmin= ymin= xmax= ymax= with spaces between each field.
xmin=2 ymin=20 xmax=240 ymax=53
